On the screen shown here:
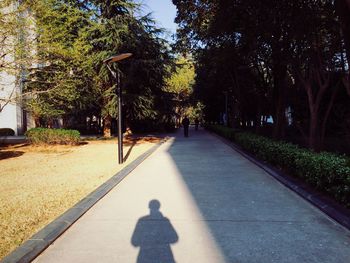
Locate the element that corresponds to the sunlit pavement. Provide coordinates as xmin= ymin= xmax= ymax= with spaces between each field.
xmin=34 ymin=128 xmax=350 ymax=263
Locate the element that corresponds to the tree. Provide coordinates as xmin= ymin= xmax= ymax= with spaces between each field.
xmin=21 ymin=0 xmax=96 ymax=127
xmin=173 ymin=0 xmax=349 ymax=151
xmin=289 ymin=0 xmax=345 ymax=151
xmin=83 ymin=0 xmax=173 ymax=135
xmin=19 ymin=0 xmax=172 ymax=135
xmin=164 ymin=56 xmax=195 ymax=126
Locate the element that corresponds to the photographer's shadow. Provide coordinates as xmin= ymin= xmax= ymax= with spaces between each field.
xmin=131 ymin=200 xmax=179 ymax=263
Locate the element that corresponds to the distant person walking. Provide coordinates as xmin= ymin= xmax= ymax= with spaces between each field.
xmin=182 ymin=116 xmax=190 ymax=137
xmin=195 ymin=118 xmax=199 ymax=131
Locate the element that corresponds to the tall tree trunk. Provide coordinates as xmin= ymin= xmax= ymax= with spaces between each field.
xmin=103 ymin=115 xmax=112 ymax=137
xmin=320 ymin=84 xmax=339 ymax=149
xmin=255 ymin=102 xmax=262 ymax=134
xmin=344 ymin=75 xmax=350 ymax=97
xmin=34 ymin=116 xmax=40 ymax=127
xmin=270 ymin=29 xmax=288 ymax=139
xmin=300 ymin=67 xmax=330 ymax=151
xmin=98 ymin=116 xmax=102 ymax=133
xmin=308 ymin=108 xmax=319 ymax=151
xmin=229 ymin=70 xmax=244 ymax=129
xmin=272 ymin=60 xmax=288 ymax=139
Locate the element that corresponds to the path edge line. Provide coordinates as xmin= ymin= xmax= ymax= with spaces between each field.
xmin=1 ymin=139 xmax=167 ymax=263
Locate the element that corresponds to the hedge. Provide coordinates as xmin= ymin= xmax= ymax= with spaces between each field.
xmin=25 ymin=128 xmax=80 ymax=145
xmin=206 ymin=124 xmax=350 ymax=207
xmin=0 ymin=128 xmax=15 ymax=136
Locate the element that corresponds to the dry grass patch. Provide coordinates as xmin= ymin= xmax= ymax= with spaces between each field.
xmin=0 ymin=136 xmax=162 ymax=259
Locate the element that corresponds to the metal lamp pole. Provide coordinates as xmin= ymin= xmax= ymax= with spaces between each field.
xmin=103 ymin=53 xmax=132 ymax=164
xmin=224 ymin=91 xmax=228 ymax=126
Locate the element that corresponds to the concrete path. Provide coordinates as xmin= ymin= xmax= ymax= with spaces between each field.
xmin=33 ymin=128 xmax=350 ymax=263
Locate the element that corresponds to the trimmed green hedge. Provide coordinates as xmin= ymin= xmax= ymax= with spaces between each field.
xmin=25 ymin=128 xmax=80 ymax=145
xmin=0 ymin=128 xmax=15 ymax=136
xmin=206 ymin=124 xmax=350 ymax=207
xmin=205 ymin=124 xmax=236 ymax=140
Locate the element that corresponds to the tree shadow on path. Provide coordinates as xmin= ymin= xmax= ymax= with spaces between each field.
xmin=131 ymin=200 xmax=179 ymax=263
xmin=0 ymin=150 xmax=24 ymax=160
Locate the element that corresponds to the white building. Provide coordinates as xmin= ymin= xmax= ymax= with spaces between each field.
xmin=0 ymin=72 xmax=34 ymax=135
xmin=0 ymin=1 xmax=35 ymax=135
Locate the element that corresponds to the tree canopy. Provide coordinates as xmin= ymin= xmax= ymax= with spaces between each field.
xmin=173 ymin=0 xmax=350 ymax=152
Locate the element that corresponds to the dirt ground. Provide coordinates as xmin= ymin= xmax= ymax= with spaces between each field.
xmin=0 ymin=137 xmax=162 ymax=259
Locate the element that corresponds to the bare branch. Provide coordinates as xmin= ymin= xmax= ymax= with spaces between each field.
xmin=0 ymin=84 xmax=16 ymax=112
xmin=0 ymin=82 xmax=58 ymax=113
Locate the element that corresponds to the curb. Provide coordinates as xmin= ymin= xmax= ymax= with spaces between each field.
xmin=209 ymin=131 xmax=350 ymax=231
xmin=1 ymin=139 xmax=167 ymax=263
xmin=0 ymin=137 xmax=26 ymax=144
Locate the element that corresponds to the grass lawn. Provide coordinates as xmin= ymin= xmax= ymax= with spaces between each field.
xmin=0 ymin=137 xmax=161 ymax=259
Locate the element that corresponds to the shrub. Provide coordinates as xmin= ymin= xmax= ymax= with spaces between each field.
xmin=207 ymin=124 xmax=350 ymax=207
xmin=0 ymin=128 xmax=15 ymax=136
xmin=25 ymin=128 xmax=80 ymax=145
xmin=205 ymin=124 xmax=236 ymax=140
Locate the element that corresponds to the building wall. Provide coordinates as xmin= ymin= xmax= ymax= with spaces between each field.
xmin=0 ymin=1 xmax=35 ymax=135
xmin=0 ymin=66 xmax=22 ymax=135
xmin=0 ymin=104 xmax=18 ymax=133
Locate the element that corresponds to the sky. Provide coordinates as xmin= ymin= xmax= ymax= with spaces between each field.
xmin=136 ymin=0 xmax=178 ymax=41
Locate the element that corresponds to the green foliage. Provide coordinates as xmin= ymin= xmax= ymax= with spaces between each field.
xmin=0 ymin=128 xmax=15 ymax=136
xmin=25 ymin=128 xmax=80 ymax=145
xmin=205 ymin=124 xmax=236 ymax=141
xmin=23 ymin=0 xmax=96 ymax=123
xmin=164 ymin=57 xmax=195 ymax=96
xmin=164 ymin=56 xmax=195 ymax=110
xmin=185 ymin=101 xmax=205 ymax=122
xmin=207 ymin=124 xmax=350 ymax=207
xmin=164 ymin=56 xmax=203 ymax=124
xmin=76 ymin=1 xmax=174 ymax=133
xmin=16 ymin=0 xmax=173 ymax=133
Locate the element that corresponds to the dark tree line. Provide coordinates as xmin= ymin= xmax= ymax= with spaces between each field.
xmin=173 ymin=0 xmax=350 ymax=152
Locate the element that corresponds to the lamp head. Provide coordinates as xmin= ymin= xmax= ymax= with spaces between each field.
xmin=103 ymin=53 xmax=132 ymax=64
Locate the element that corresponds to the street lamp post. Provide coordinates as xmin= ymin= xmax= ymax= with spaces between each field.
xmin=103 ymin=53 xmax=132 ymax=164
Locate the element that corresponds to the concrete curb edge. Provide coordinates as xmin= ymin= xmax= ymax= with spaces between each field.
xmin=210 ymin=131 xmax=350 ymax=231
xmin=1 ymin=139 xmax=167 ymax=263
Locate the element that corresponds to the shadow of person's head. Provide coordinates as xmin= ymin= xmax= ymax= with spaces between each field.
xmin=148 ymin=199 xmax=163 ymax=218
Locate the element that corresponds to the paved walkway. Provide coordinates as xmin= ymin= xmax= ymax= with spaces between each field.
xmin=33 ymin=128 xmax=350 ymax=263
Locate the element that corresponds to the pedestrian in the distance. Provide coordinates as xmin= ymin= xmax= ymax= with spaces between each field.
xmin=182 ymin=116 xmax=190 ymax=137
